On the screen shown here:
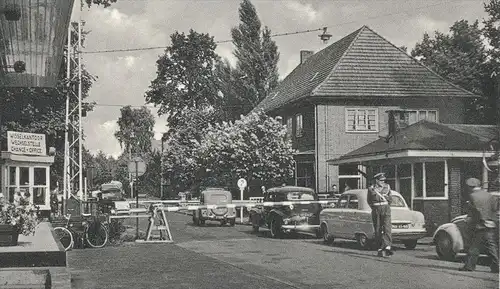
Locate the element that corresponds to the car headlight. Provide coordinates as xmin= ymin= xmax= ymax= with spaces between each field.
xmin=289 ymin=205 xmax=294 ymax=210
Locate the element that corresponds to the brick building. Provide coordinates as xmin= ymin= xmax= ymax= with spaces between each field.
xmin=254 ymin=25 xmax=491 ymax=227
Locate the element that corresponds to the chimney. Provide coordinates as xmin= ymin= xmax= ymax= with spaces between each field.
xmin=300 ymin=50 xmax=314 ymax=64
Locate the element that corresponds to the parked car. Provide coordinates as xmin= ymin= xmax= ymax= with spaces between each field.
xmin=248 ymin=186 xmax=322 ymax=238
xmin=319 ymin=189 xmax=426 ymax=250
xmin=192 ymin=188 xmax=236 ymax=226
xmin=433 ymin=192 xmax=500 ymax=261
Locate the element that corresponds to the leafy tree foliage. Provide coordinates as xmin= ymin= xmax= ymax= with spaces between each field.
xmin=411 ymin=19 xmax=496 ymax=124
xmin=221 ymin=0 xmax=280 ymax=120
xmin=162 ymin=110 xmax=295 ymax=196
xmin=197 ymin=111 xmax=295 ymax=190
xmin=484 ymin=0 xmax=500 ymax=62
xmin=85 ymin=0 xmax=117 ymax=8
xmin=114 ymin=106 xmax=155 ymax=156
xmin=145 ymin=30 xmax=221 ymax=136
xmin=162 ymin=108 xmax=220 ymax=195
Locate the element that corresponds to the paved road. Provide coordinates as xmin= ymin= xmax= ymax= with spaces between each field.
xmin=68 ymin=212 xmax=499 ymax=289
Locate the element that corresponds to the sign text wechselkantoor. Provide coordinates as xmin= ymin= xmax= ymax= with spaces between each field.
xmin=7 ymin=131 xmax=46 ymax=156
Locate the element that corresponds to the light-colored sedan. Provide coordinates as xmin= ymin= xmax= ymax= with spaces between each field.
xmin=433 ymin=192 xmax=500 ymax=261
xmin=319 ymin=189 xmax=427 ymax=249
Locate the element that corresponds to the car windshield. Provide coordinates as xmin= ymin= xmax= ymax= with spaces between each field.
xmin=286 ymin=192 xmax=315 ymax=200
xmin=205 ymin=193 xmax=229 ymax=204
xmin=390 ymin=195 xmax=406 ymax=207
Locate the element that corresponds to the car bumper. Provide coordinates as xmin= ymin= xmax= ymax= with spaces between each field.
xmin=282 ymin=224 xmax=320 ymax=231
xmin=392 ymin=229 xmax=427 ymax=240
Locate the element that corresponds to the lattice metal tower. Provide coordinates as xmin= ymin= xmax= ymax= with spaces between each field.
xmin=63 ymin=16 xmax=83 ymax=204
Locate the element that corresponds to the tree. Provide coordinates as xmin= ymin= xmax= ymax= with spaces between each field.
xmin=114 ymin=106 xmax=155 ymax=157
xmin=197 ymin=110 xmax=296 ymax=192
xmin=162 ymin=108 xmax=220 ymax=195
xmin=411 ymin=20 xmax=496 ymax=124
xmin=85 ymin=0 xmax=118 ymax=7
xmin=483 ymin=0 xmax=500 ymax=62
xmin=223 ymin=0 xmax=280 ymax=120
xmin=145 ymin=30 xmax=221 ymax=136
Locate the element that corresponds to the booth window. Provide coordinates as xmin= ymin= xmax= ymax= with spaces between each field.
xmin=33 ymin=167 xmax=47 ymax=205
xmin=380 ymin=165 xmax=396 ymax=191
xmin=414 ymin=163 xmax=423 ymax=197
xmin=397 ymin=164 xmax=412 ymax=205
xmin=7 ymin=167 xmax=16 ymax=203
xmin=338 ymin=164 xmax=361 ymax=193
xmin=425 ymin=162 xmax=445 ymax=197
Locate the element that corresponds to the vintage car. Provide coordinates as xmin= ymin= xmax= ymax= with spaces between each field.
xmin=433 ymin=192 xmax=500 ymax=261
xmin=248 ymin=186 xmax=322 ymax=238
xmin=192 ymin=188 xmax=236 ymax=226
xmin=319 ymin=189 xmax=426 ymax=249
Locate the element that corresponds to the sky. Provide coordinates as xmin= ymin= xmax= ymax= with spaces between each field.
xmin=72 ymin=0 xmax=488 ymax=158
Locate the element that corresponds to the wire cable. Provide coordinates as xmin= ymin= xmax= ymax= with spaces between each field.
xmin=81 ymin=0 xmax=456 ymax=54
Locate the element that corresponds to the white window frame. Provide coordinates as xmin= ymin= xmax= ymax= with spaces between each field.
xmin=295 ymin=114 xmax=303 ymax=137
xmin=396 ymin=109 xmax=439 ymax=125
xmin=345 ymin=108 xmax=379 ymax=133
xmin=413 ymin=160 xmax=449 ymax=200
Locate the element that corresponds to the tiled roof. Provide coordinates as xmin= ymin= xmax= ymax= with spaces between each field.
xmin=335 ymin=121 xmax=497 ymax=160
xmin=255 ymin=26 xmax=477 ymax=113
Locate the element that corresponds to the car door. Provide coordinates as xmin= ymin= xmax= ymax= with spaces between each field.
xmin=329 ymin=194 xmax=350 ymax=238
xmin=341 ymin=194 xmax=360 ymax=238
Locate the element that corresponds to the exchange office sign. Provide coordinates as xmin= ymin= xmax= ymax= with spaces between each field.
xmin=7 ymin=131 xmax=46 ymax=156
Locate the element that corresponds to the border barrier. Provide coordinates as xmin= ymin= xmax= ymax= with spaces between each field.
xmin=109 ymin=199 xmax=339 ymax=243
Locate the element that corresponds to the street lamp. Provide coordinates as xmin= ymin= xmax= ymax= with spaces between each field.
xmin=0 ymin=0 xmax=75 ymax=87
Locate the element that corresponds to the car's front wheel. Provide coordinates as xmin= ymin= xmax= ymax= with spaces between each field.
xmin=435 ymin=231 xmax=457 ymax=261
xmin=403 ymin=239 xmax=418 ymax=249
xmin=270 ymin=218 xmax=283 ymax=239
xmin=356 ymin=233 xmax=371 ymax=250
xmin=321 ymin=223 xmax=334 ymax=244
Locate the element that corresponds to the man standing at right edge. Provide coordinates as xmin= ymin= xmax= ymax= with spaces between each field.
xmin=368 ymin=173 xmax=393 ymax=257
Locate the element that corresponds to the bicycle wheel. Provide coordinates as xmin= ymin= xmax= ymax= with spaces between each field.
xmin=54 ymin=227 xmax=73 ymax=251
xmin=85 ymin=222 xmax=109 ymax=248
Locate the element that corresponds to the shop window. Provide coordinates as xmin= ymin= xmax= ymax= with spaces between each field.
xmin=20 ymin=167 xmax=29 ymax=186
xmin=425 ymin=162 xmax=445 ymax=197
xmin=9 ymin=166 xmax=15 ymax=185
xmin=33 ymin=167 xmax=47 ymax=205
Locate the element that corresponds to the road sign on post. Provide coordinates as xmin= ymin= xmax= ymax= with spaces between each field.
xmin=237 ymin=178 xmax=247 ymax=224
xmin=128 ymin=156 xmax=146 ymax=240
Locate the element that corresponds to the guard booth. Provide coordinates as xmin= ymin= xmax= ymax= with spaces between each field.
xmin=1 ymin=131 xmax=54 ymax=214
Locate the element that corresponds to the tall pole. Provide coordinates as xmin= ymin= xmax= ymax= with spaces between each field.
xmin=135 ymin=160 xmax=139 ymax=239
xmin=160 ymin=138 xmax=164 ymax=199
xmin=77 ymin=14 xmax=83 ymax=200
xmin=63 ymin=23 xmax=71 ymax=214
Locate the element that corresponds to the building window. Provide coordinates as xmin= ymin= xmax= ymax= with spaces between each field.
xmin=33 ymin=167 xmax=48 ymax=205
xmin=295 ymin=114 xmax=303 ymax=137
xmin=380 ymin=165 xmax=396 ymax=191
xmin=425 ymin=162 xmax=445 ymax=197
xmin=296 ymin=162 xmax=314 ymax=189
xmin=345 ymin=108 xmax=378 ymax=132
xmin=339 ymin=164 xmax=361 ymax=193
xmin=286 ymin=116 xmax=293 ymax=137
xmin=395 ymin=109 xmax=438 ymax=125
xmin=397 ymin=164 xmax=412 ymax=205
xmin=413 ymin=161 xmax=448 ymax=199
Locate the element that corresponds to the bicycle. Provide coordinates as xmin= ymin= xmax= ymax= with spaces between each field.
xmin=53 ymin=214 xmax=109 ymax=251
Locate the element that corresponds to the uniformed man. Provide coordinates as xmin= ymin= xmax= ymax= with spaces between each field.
xmin=460 ymin=177 xmax=499 ymax=273
xmin=367 ymin=172 xmax=393 ymax=257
